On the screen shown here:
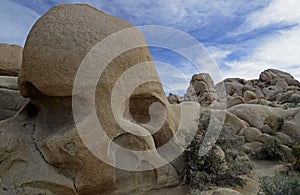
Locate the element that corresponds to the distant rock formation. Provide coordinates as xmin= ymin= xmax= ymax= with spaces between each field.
xmin=169 ymin=68 xmax=300 ymax=108
xmin=170 ymin=68 xmax=300 ymax=165
xmin=184 ymin=73 xmax=218 ymax=105
xmin=215 ymin=69 xmax=300 ymax=106
xmin=0 ymin=44 xmax=22 ymax=76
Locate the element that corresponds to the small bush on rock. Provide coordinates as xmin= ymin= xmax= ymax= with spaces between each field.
xmin=255 ymin=136 xmax=285 ymax=161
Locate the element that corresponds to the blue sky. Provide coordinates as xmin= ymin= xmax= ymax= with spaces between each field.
xmin=1 ymin=0 xmax=300 ymax=95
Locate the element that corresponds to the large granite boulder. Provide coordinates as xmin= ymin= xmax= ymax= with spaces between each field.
xmin=0 ymin=4 xmax=188 ymax=194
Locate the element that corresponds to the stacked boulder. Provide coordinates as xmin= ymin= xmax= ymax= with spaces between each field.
xmin=175 ymin=70 xmax=300 ymax=164
xmin=184 ymin=73 xmax=218 ymax=105
xmin=216 ymin=69 xmax=300 ymax=107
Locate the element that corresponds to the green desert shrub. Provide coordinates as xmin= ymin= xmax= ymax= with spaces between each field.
xmin=283 ymin=103 xmax=299 ymax=109
xmin=184 ymin=112 xmax=252 ymax=190
xmin=292 ymin=144 xmax=300 ymax=171
xmin=277 ymin=117 xmax=285 ymax=131
xmin=258 ymin=172 xmax=300 ymax=195
xmin=255 ymin=136 xmax=285 ymax=161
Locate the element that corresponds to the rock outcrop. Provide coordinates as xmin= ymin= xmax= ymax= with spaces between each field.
xmin=0 ymin=44 xmax=22 ymax=76
xmin=0 ymin=76 xmax=28 ymax=120
xmin=184 ymin=73 xmax=218 ymax=104
xmin=215 ymin=69 xmax=300 ymax=105
xmin=0 ymin=4 xmax=189 ymax=195
xmin=0 ymin=44 xmax=27 ymax=120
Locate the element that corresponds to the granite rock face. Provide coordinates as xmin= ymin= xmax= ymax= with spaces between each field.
xmin=0 ymin=44 xmax=22 ymax=76
xmin=0 ymin=4 xmax=188 ymax=195
xmin=184 ymin=73 xmax=218 ymax=104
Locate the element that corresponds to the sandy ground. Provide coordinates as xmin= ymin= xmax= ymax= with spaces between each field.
xmin=143 ymin=160 xmax=287 ymax=195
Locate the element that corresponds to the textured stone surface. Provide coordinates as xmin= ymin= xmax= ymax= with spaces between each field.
xmin=212 ymin=188 xmax=242 ymax=195
xmin=0 ymin=76 xmax=27 ymax=120
xmin=2 ymin=4 xmax=183 ymax=194
xmin=243 ymin=127 xmax=262 ymax=142
xmin=184 ymin=73 xmax=217 ymax=104
xmin=228 ymin=104 xmax=280 ymax=129
xmin=226 ymin=96 xmax=245 ymax=108
xmin=0 ymin=44 xmax=22 ymax=76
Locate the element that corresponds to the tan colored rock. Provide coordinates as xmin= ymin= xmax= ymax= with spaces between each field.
xmin=168 ymin=93 xmax=180 ymax=104
xmin=242 ymin=142 xmax=263 ymax=154
xmin=281 ymin=109 xmax=300 ymax=141
xmin=220 ymin=78 xmax=245 ymax=96
xmin=275 ymin=132 xmax=293 ymax=145
xmin=0 ymin=76 xmax=28 ymax=120
xmin=243 ymin=127 xmax=262 ymax=142
xmin=227 ymin=96 xmax=245 ymax=108
xmin=257 ymin=98 xmax=274 ymax=106
xmin=282 ymin=121 xmax=300 ymax=141
xmin=256 ymin=133 xmax=270 ymax=144
xmin=0 ymin=104 xmax=78 ymax=195
xmin=2 ymin=4 xmax=186 ymax=194
xmin=212 ymin=188 xmax=241 ymax=195
xmin=19 ymin=4 xmax=132 ymax=97
xmin=244 ymin=90 xmax=257 ymax=102
xmin=260 ymin=125 xmax=274 ymax=134
xmin=259 ymin=69 xmax=294 ymax=85
xmin=228 ymin=104 xmax=280 ymax=129
xmin=0 ymin=44 xmax=22 ymax=76
xmin=264 ymin=114 xmax=282 ymax=131
xmin=184 ymin=73 xmax=217 ymax=103
xmin=224 ymin=111 xmax=249 ymax=135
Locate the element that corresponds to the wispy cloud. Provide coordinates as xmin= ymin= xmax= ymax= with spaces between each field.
xmin=217 ymin=0 xmax=300 ymax=82
xmin=0 ymin=0 xmax=39 ymax=45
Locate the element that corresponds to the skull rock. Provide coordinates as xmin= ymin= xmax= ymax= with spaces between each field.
xmin=1 ymin=4 xmax=183 ymax=195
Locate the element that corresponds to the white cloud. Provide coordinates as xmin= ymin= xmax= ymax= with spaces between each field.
xmin=96 ymin=0 xmax=259 ymax=32
xmin=221 ymin=26 xmax=300 ymax=81
xmin=211 ymin=0 xmax=300 ymax=82
xmin=0 ymin=0 xmax=39 ymax=46
xmin=231 ymin=0 xmax=300 ymax=35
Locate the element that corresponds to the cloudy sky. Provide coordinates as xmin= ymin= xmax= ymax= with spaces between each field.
xmin=1 ymin=0 xmax=300 ymax=94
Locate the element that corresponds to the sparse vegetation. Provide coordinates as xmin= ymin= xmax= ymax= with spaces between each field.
xmin=277 ymin=117 xmax=285 ymax=131
xmin=283 ymin=103 xmax=300 ymax=109
xmin=184 ymin=111 xmax=252 ymax=190
xmin=292 ymin=144 xmax=300 ymax=171
xmin=258 ymin=172 xmax=300 ymax=195
xmin=255 ymin=136 xmax=285 ymax=161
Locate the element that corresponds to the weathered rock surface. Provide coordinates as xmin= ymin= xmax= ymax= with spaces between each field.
xmin=0 ymin=76 xmax=27 ymax=120
xmin=228 ymin=104 xmax=280 ymax=129
xmin=184 ymin=73 xmax=218 ymax=104
xmin=1 ymin=4 xmax=185 ymax=195
xmin=212 ymin=188 xmax=242 ymax=195
xmin=0 ymin=44 xmax=22 ymax=76
xmin=0 ymin=44 xmax=26 ymax=120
